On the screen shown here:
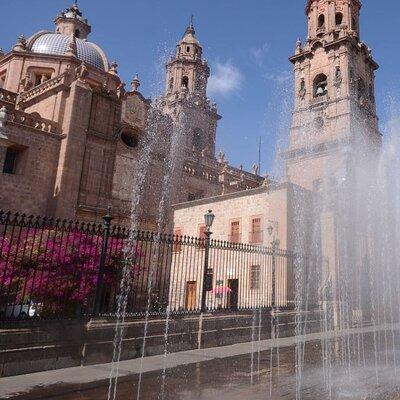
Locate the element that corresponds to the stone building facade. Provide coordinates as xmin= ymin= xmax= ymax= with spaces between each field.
xmin=173 ymin=0 xmax=381 ymax=245
xmin=285 ymin=0 xmax=381 ymax=190
xmin=171 ymin=0 xmax=381 ymax=315
xmin=0 ymin=3 xmax=263 ymax=229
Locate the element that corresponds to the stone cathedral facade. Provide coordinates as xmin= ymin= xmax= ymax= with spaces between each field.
xmin=171 ymin=0 xmax=382 ymax=312
xmin=285 ymin=0 xmax=381 ymax=190
xmin=0 ymin=3 xmax=263 ymax=229
xmin=174 ymin=0 xmax=381 ymax=243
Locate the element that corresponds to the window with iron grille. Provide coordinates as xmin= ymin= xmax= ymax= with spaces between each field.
xmin=250 ymin=217 xmax=262 ymax=243
xmin=229 ymin=220 xmax=240 ymax=243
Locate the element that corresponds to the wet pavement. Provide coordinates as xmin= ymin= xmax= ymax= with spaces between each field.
xmin=2 ymin=324 xmax=400 ymax=400
xmin=9 ymin=338 xmax=400 ymax=400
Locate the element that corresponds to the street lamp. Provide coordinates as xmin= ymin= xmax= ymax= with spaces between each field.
xmin=201 ymin=210 xmax=215 ymax=312
xmin=93 ymin=206 xmax=113 ymax=316
xmin=204 ymin=209 xmax=215 ymax=229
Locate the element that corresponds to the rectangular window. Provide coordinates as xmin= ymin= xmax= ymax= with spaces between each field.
xmin=173 ymin=228 xmax=183 ymax=253
xmin=250 ymin=217 xmax=263 ymax=244
xmin=3 ymin=148 xmax=20 ymax=174
xmin=229 ymin=220 xmax=241 ymax=243
xmin=198 ymin=224 xmax=206 ymax=248
xmin=250 ymin=265 xmax=260 ymax=290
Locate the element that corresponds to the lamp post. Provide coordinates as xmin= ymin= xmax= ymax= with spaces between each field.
xmin=93 ymin=206 xmax=113 ymax=316
xmin=201 ymin=210 xmax=215 ymax=313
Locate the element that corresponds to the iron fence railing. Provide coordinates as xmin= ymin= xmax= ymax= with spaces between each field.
xmin=0 ymin=210 xmax=306 ymax=321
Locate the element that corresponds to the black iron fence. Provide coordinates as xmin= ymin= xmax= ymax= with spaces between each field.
xmin=0 ymin=210 xmax=304 ymax=321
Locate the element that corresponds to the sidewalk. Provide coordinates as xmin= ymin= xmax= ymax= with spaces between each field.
xmin=0 ymin=323 xmax=396 ymax=399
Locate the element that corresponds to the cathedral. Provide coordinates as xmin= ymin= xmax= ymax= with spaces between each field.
xmin=171 ymin=0 xmax=382 ymax=317
xmin=174 ymin=0 xmax=380 ymax=242
xmin=0 ymin=0 xmax=390 ymax=330
xmin=0 ymin=0 xmax=382 ymax=285
xmin=0 ymin=3 xmax=263 ymax=229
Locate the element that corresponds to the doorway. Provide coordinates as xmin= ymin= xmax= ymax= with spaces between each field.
xmin=227 ymin=279 xmax=239 ymax=310
xmin=185 ymin=281 xmax=197 ymax=311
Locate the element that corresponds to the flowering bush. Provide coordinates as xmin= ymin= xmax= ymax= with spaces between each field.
xmin=0 ymin=230 xmax=142 ymax=316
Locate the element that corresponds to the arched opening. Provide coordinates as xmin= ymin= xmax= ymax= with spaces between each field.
xmin=121 ymin=131 xmax=139 ymax=148
xmin=181 ymin=76 xmax=189 ymax=89
xmin=335 ymin=12 xmax=343 ymax=26
xmin=169 ymin=77 xmax=174 ymax=91
xmin=192 ymin=128 xmax=202 ymax=151
xmin=30 ymin=112 xmax=42 ymax=119
xmin=357 ymin=79 xmax=366 ymax=101
xmin=318 ymin=14 xmax=325 ymax=28
xmin=74 ymin=29 xmax=81 ymax=38
xmin=314 ymin=74 xmax=328 ymax=97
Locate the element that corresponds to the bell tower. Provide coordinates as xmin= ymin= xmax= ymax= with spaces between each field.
xmin=165 ymin=19 xmax=209 ymax=99
xmin=54 ymin=2 xmax=91 ymax=39
xmin=285 ymin=0 xmax=381 ymax=190
xmin=162 ymin=20 xmax=220 ymax=157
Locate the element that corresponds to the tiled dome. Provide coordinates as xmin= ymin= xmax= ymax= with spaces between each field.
xmin=30 ymin=33 xmax=107 ymax=71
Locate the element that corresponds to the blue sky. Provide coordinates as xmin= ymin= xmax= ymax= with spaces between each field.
xmin=2 ymin=1 xmax=400 ymax=175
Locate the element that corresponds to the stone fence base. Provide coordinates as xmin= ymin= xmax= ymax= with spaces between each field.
xmin=0 ymin=310 xmax=321 ymax=378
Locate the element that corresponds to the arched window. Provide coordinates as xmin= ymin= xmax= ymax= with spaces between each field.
xmin=314 ymin=74 xmax=328 ymax=97
xmin=192 ymin=128 xmax=202 ymax=150
xmin=357 ymin=79 xmax=366 ymax=101
xmin=182 ymin=76 xmax=189 ymax=89
xmin=74 ymin=29 xmax=81 ymax=38
xmin=121 ymin=131 xmax=139 ymax=148
xmin=169 ymin=77 xmax=174 ymax=91
xmin=335 ymin=12 xmax=343 ymax=26
xmin=318 ymin=14 xmax=325 ymax=28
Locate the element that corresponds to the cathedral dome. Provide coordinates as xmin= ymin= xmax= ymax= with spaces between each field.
xmin=29 ymin=32 xmax=108 ymax=71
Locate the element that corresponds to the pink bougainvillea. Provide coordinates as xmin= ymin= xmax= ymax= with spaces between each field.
xmin=0 ymin=230 xmax=142 ymax=315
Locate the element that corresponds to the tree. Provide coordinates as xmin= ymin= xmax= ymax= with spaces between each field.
xmin=0 ymin=230 xmax=142 ymax=316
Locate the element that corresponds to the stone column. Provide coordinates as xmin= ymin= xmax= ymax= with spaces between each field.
xmin=51 ymin=79 xmax=93 ymax=218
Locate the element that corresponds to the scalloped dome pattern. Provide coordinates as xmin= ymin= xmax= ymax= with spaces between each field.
xmin=31 ymin=33 xmax=106 ymax=70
